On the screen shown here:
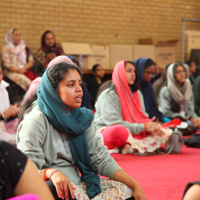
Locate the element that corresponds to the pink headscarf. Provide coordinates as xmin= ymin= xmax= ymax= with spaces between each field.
xmin=112 ymin=60 xmax=150 ymax=138
xmin=47 ymin=55 xmax=73 ymax=68
xmin=22 ymin=56 xmax=73 ymax=104
xmin=21 ymin=77 xmax=42 ymax=105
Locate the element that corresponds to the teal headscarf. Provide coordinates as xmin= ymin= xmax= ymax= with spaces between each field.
xmin=37 ymin=70 xmax=102 ymax=199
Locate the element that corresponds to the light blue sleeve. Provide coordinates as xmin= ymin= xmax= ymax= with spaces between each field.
xmin=86 ymin=122 xmax=121 ymax=179
xmin=95 ymin=89 xmax=145 ymax=134
xmin=16 ymin=112 xmax=47 ymax=169
xmin=187 ymin=95 xmax=199 ymax=119
xmin=159 ymin=86 xmax=183 ymax=119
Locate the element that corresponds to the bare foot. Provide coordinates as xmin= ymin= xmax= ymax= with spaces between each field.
xmin=122 ymin=144 xmax=131 ymax=155
xmin=108 ymin=147 xmax=120 ymax=154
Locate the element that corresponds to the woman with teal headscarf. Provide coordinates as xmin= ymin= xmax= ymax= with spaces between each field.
xmin=17 ymin=61 xmax=146 ymax=200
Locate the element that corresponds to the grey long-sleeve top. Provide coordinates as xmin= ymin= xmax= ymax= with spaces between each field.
xmin=158 ymin=86 xmax=198 ymax=119
xmin=93 ymin=83 xmax=148 ymax=134
xmin=16 ymin=101 xmax=121 ymax=185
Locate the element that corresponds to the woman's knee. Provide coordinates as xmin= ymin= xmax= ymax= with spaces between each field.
xmin=101 ymin=125 xmax=130 ymax=148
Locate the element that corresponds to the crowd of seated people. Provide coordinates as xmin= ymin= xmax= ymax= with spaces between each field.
xmin=1 ymin=29 xmax=200 ymax=141
xmin=94 ymin=60 xmax=172 ymax=155
xmin=1 ymin=28 xmax=200 ymax=200
xmin=0 ymin=30 xmax=95 ymax=141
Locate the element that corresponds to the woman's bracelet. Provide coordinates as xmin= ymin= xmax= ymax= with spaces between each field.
xmin=49 ymin=169 xmax=60 ymax=181
xmin=42 ymin=168 xmax=50 ymax=181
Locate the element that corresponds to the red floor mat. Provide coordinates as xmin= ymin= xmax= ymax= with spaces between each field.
xmin=111 ymin=145 xmax=200 ymax=200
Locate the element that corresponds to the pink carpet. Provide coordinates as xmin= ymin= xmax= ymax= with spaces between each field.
xmin=111 ymin=145 xmax=200 ymax=200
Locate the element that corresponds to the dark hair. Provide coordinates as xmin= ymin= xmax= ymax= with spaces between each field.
xmin=186 ymin=60 xmax=196 ymax=67
xmin=41 ymin=30 xmax=55 ymax=46
xmin=173 ymin=63 xmax=185 ymax=73
xmin=96 ymin=61 xmax=140 ymax=99
xmin=18 ymin=92 xmax=37 ymax=124
xmin=42 ymin=30 xmax=55 ymax=38
xmin=172 ymin=63 xmax=187 ymax=82
xmin=92 ymin=64 xmax=101 ymax=72
xmin=19 ymin=62 xmax=82 ymax=123
xmin=125 ymin=61 xmax=140 ymax=92
xmin=71 ymin=57 xmax=80 ymax=68
xmin=12 ymin=29 xmax=19 ymax=34
xmin=47 ymin=62 xmax=82 ymax=91
xmin=145 ymin=59 xmax=156 ymax=69
xmin=66 ymin=55 xmax=81 ymax=69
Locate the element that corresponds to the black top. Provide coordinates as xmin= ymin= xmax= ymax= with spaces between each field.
xmin=0 ymin=141 xmax=27 ymax=199
xmin=87 ymin=76 xmax=104 ymax=109
xmin=182 ymin=181 xmax=200 ymax=199
xmin=0 ymin=85 xmax=17 ymax=122
xmin=81 ymin=82 xmax=92 ymax=110
xmin=189 ymin=73 xmax=198 ymax=85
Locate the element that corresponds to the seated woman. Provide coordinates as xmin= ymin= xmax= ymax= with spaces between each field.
xmin=35 ymin=30 xmax=63 ymax=75
xmin=0 ymin=64 xmax=19 ymax=141
xmin=21 ymin=56 xmax=73 ymax=106
xmin=17 ymin=61 xmax=146 ymax=200
xmin=159 ymin=63 xmax=200 ymax=128
xmin=87 ymin=64 xmax=105 ymax=109
xmin=0 ymin=141 xmax=54 ymax=200
xmin=150 ymin=63 xmax=161 ymax=84
xmin=152 ymin=63 xmax=170 ymax=104
xmin=186 ymin=60 xmax=198 ymax=85
xmin=21 ymin=56 xmax=92 ymax=109
xmin=134 ymin=58 xmax=164 ymax=122
xmin=67 ymin=55 xmax=92 ymax=109
xmin=2 ymin=29 xmax=34 ymax=91
xmin=94 ymin=60 xmax=171 ymax=155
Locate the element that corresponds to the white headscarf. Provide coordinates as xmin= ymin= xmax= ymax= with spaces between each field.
xmin=167 ymin=63 xmax=192 ymax=111
xmin=5 ymin=29 xmax=27 ymax=68
xmin=0 ymin=80 xmax=10 ymax=113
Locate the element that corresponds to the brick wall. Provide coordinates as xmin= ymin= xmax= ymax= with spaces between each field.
xmin=1 ymin=0 xmax=200 ymax=63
